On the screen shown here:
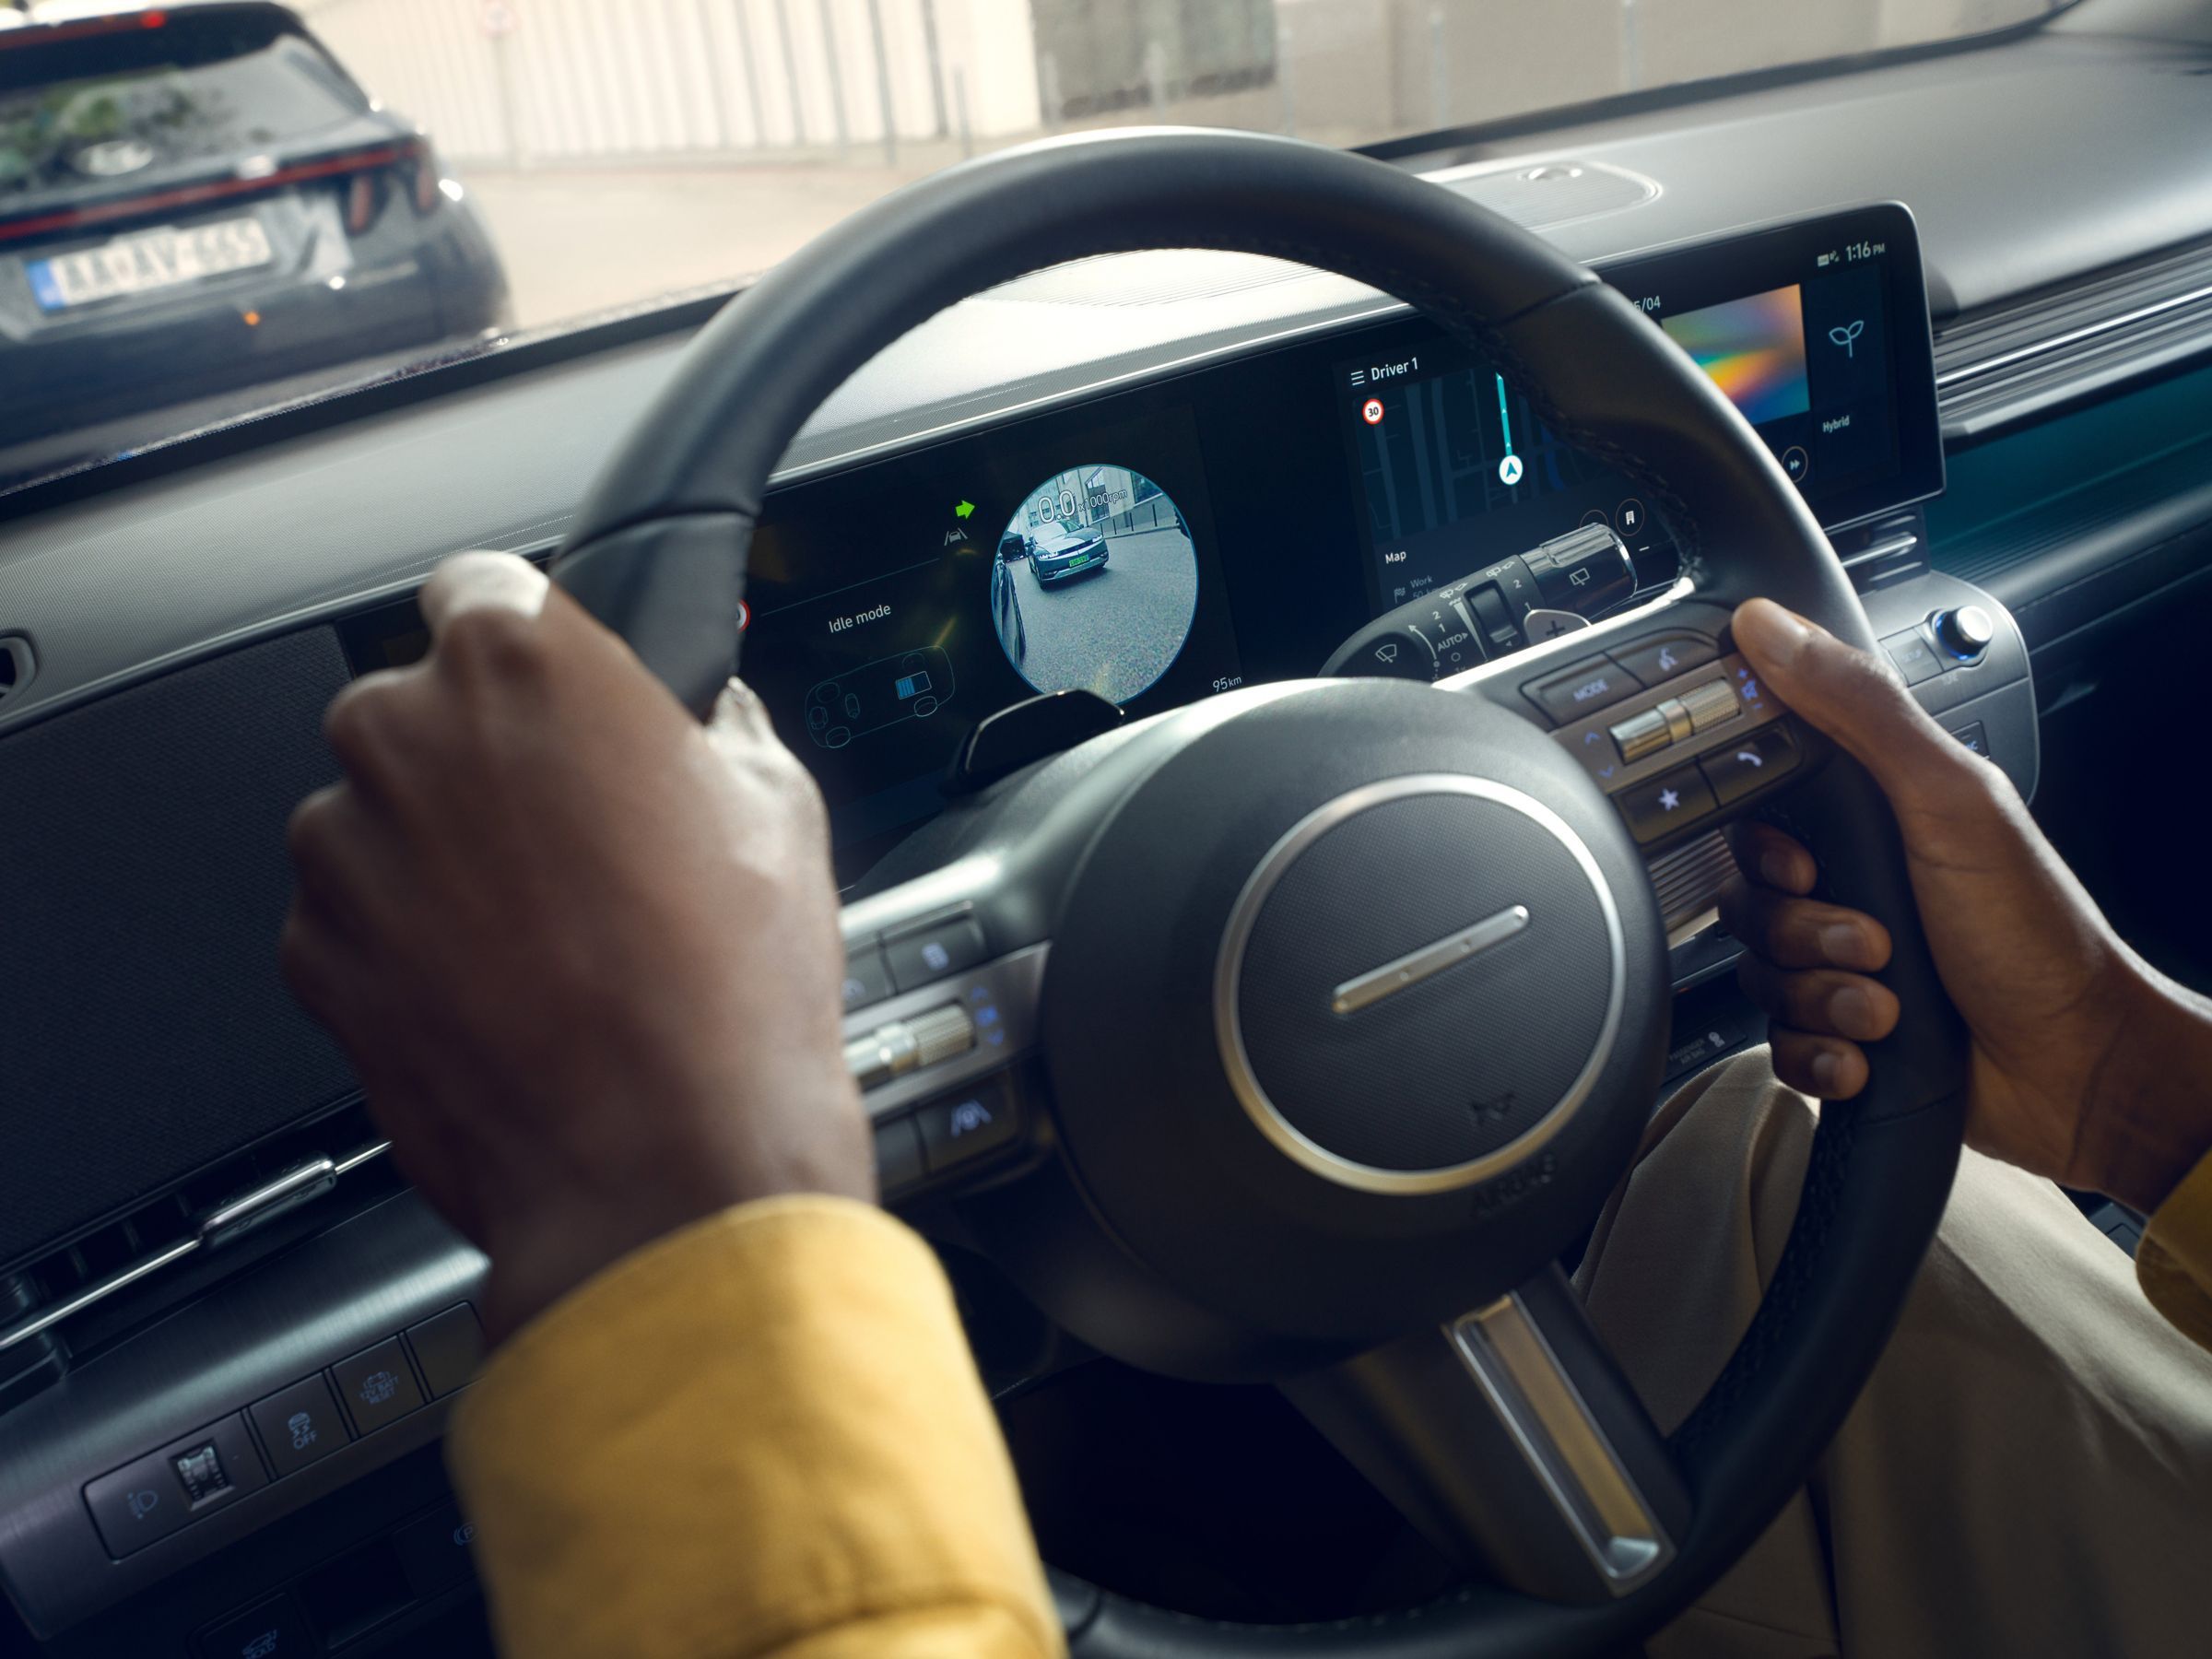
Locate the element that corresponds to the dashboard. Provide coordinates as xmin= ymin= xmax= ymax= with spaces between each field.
xmin=401 ymin=204 xmax=1940 ymax=884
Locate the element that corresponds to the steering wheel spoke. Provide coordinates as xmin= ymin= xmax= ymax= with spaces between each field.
xmin=1284 ymin=1265 xmax=1688 ymax=1604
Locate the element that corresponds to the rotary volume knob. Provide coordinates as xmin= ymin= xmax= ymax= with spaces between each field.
xmin=1932 ymin=606 xmax=1994 ymax=661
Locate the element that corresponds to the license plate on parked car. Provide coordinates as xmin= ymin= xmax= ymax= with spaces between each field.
xmin=26 ymin=218 xmax=275 ymax=312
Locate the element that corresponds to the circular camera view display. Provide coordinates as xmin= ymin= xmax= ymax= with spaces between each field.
xmin=989 ymin=464 xmax=1199 ymax=707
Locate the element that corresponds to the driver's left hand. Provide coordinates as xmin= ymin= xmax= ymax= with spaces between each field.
xmin=282 ymin=552 xmax=872 ymax=1342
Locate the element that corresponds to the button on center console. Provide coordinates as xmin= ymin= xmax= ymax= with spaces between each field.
xmin=86 ymin=1415 xmax=268 ymax=1559
xmin=333 ymin=1337 xmax=426 ymax=1436
xmin=198 ymin=1594 xmax=316 ymax=1659
xmin=249 ymin=1374 xmax=350 ymax=1478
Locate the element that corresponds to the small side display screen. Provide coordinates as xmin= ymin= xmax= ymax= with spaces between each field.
xmin=1337 ymin=203 xmax=1941 ymax=613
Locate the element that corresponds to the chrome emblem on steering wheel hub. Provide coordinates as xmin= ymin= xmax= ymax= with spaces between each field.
xmin=1215 ymin=774 xmax=1626 ymax=1196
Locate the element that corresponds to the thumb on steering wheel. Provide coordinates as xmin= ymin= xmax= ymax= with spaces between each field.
xmin=1730 ymin=597 xmax=1979 ymax=827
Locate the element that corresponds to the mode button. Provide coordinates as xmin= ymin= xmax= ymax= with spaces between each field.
xmin=1523 ymin=655 xmax=1635 ymax=724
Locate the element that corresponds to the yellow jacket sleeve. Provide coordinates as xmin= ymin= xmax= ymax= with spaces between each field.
xmin=2138 ymin=1149 xmax=2212 ymax=1352
xmin=446 ymin=1195 xmax=1064 ymax=1659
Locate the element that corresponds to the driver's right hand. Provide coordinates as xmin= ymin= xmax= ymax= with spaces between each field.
xmin=1721 ymin=598 xmax=2212 ymax=1215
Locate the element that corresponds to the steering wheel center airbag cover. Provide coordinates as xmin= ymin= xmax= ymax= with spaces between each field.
xmin=1220 ymin=777 xmax=1623 ymax=1192
xmin=1033 ymin=678 xmax=1667 ymax=1359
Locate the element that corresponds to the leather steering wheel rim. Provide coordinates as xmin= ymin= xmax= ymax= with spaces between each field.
xmin=551 ymin=129 xmax=1970 ymax=1657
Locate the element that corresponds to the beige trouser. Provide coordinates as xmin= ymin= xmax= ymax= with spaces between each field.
xmin=1574 ymin=1049 xmax=2212 ymax=1658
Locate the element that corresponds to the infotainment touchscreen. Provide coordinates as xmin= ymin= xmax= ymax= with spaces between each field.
xmin=1335 ymin=203 xmax=1942 ymax=611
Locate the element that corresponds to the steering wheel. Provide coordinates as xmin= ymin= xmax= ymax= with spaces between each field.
xmin=548 ymin=130 xmax=1969 ymax=1656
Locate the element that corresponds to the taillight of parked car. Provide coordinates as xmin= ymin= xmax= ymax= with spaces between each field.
xmin=335 ymin=139 xmax=438 ymax=236
xmin=343 ymin=171 xmax=379 ymax=234
xmin=410 ymin=151 xmax=443 ymax=216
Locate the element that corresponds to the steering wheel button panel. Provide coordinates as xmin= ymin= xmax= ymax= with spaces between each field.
xmin=918 ymin=1080 xmax=1022 ymax=1174
xmin=1608 ymin=707 xmax=1673 ymax=764
xmin=1547 ymin=647 xmax=1788 ymax=797
xmin=1700 ymin=725 xmax=1803 ymax=806
xmin=874 ymin=1115 xmax=926 ymax=1198
xmin=1616 ymin=764 xmax=1719 ymax=845
xmin=884 ymin=913 xmax=989 ymax=992
xmin=844 ymin=1004 xmax=978 ymax=1091
xmin=841 ymin=943 xmax=894 ymax=1013
xmin=1677 ymin=678 xmax=1743 ymax=734
xmin=1524 ymin=655 xmax=1636 ymax=724
xmin=1609 ymin=632 xmax=1720 ymax=688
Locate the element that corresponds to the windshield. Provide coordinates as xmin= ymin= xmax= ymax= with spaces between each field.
xmin=1 ymin=0 xmax=2060 ymax=497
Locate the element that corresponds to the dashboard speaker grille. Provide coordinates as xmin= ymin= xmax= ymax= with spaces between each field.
xmin=0 ymin=628 xmax=359 ymax=1274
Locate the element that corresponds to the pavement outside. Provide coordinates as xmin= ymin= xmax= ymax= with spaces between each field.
xmin=1004 ymin=523 xmax=1199 ymax=706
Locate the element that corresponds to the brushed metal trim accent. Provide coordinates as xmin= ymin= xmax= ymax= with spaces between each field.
xmin=1935 ymin=283 xmax=2212 ymax=389
xmin=0 ymin=1240 xmax=201 ymax=1355
xmin=1450 ymin=1294 xmax=1674 ymax=1594
xmin=0 ymin=1143 xmax=393 ymax=1356
xmin=199 ymin=1159 xmax=336 ymax=1242
xmin=1215 ymin=775 xmax=1627 ymax=1196
xmin=1330 ymin=904 xmax=1530 ymax=1016
xmin=1838 ymin=530 xmax=1920 ymax=570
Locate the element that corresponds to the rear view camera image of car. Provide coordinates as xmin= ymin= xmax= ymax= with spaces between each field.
xmin=990 ymin=465 xmax=1199 ymax=707
xmin=805 ymin=647 xmax=956 ymax=749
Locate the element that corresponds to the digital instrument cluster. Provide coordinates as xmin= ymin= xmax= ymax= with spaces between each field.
xmin=717 ymin=204 xmax=1939 ymax=882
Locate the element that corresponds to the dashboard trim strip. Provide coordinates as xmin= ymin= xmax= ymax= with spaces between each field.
xmin=0 ymin=1143 xmax=393 ymax=1357
xmin=1934 ymin=282 xmax=2212 ymax=389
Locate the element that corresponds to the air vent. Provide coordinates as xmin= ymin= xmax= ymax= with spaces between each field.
xmin=989 ymin=156 xmax=1657 ymax=309
xmin=1935 ymin=235 xmax=2212 ymax=440
xmin=0 ymin=1101 xmax=395 ymax=1410
xmin=0 ymin=636 xmax=32 ymax=708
